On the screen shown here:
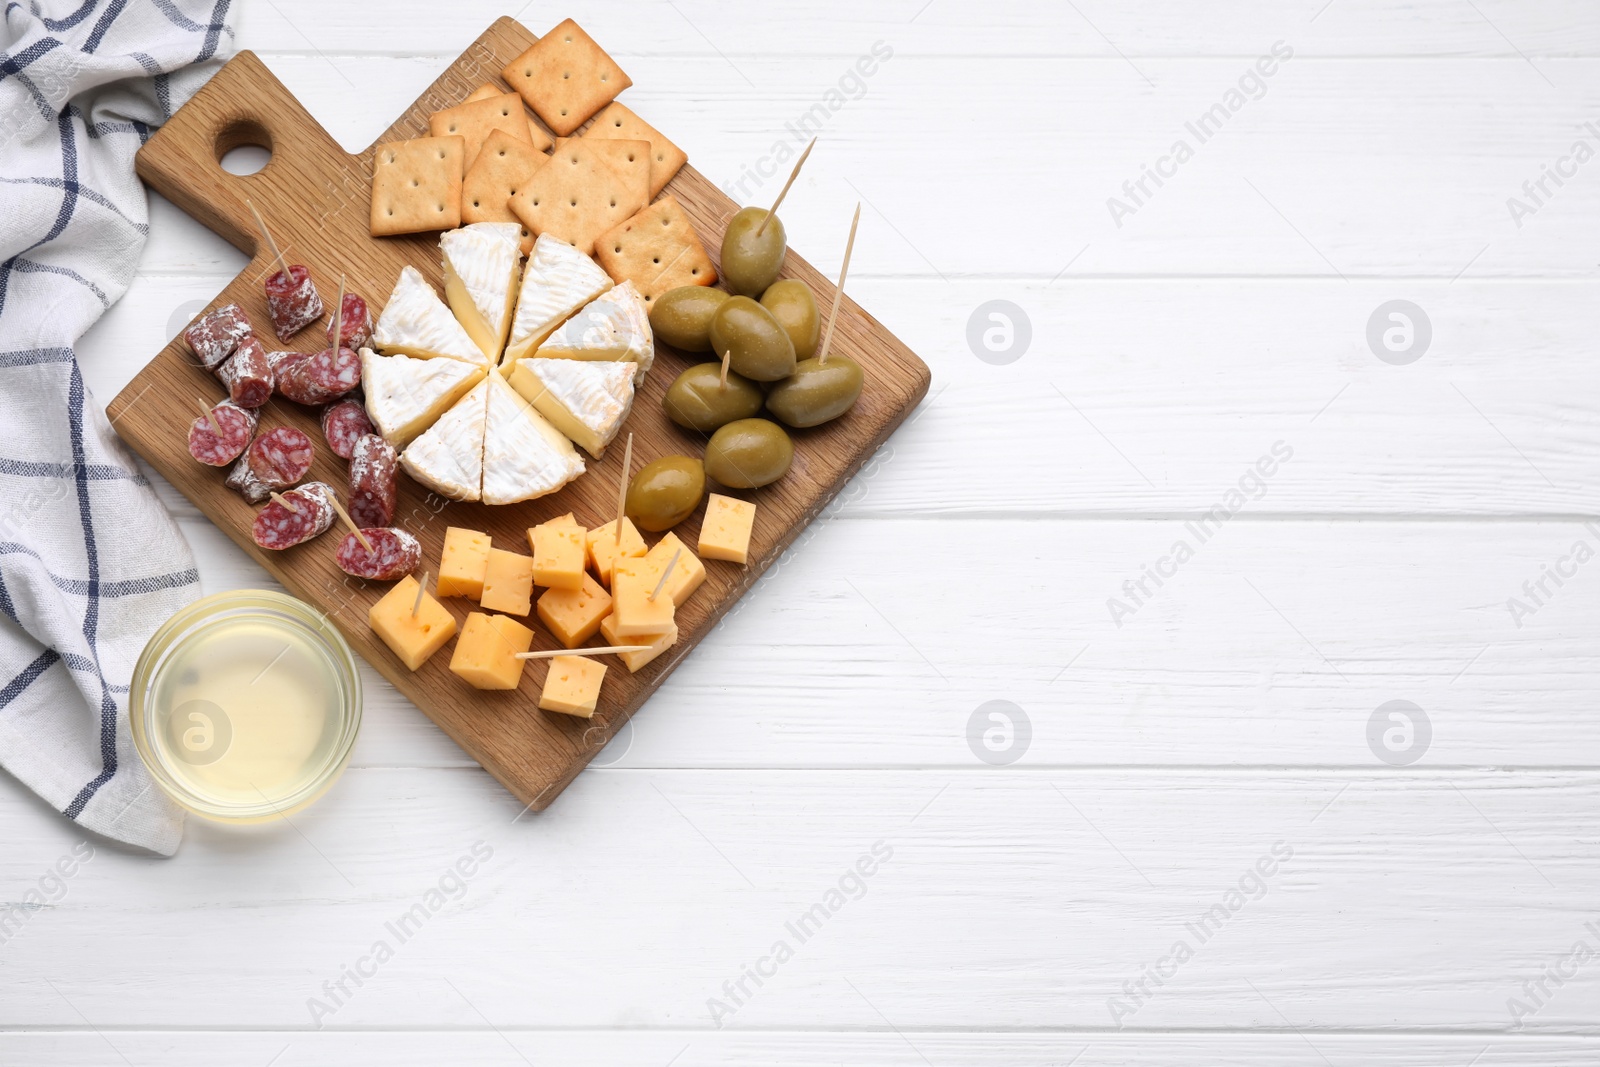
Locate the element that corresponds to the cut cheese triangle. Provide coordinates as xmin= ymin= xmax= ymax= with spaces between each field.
xmin=441 ymin=222 xmax=523 ymax=363
xmin=481 ymin=372 xmax=585 ymax=505
xmin=400 ymin=376 xmax=489 ymax=502
xmin=361 ymin=348 xmax=485 ymax=447
xmin=372 ymin=266 xmax=487 ymax=366
xmin=505 ymin=357 xmax=635 ymax=459
xmin=534 ymin=280 xmax=653 ymax=384
xmin=502 ymin=233 xmax=613 ymax=365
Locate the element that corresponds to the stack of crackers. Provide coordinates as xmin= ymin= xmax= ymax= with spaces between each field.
xmin=369 ymin=18 xmax=715 ymax=304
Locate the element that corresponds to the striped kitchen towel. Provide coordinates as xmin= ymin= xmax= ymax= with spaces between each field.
xmin=0 ymin=0 xmax=236 ymax=855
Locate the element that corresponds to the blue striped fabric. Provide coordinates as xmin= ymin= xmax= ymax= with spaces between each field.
xmin=0 ymin=0 xmax=234 ymax=855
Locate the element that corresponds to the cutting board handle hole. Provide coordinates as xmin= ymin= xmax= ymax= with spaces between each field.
xmin=215 ymin=119 xmax=273 ymax=176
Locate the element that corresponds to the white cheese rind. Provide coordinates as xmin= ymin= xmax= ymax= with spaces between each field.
xmin=533 ymin=280 xmax=653 ymax=384
xmin=372 ymin=265 xmax=487 ymax=366
xmin=361 ymin=348 xmax=485 ymax=447
xmin=399 ymin=376 xmax=489 ymax=501
xmin=505 ymin=357 xmax=635 ymax=458
xmin=440 ymin=222 xmax=523 ymax=363
xmin=502 ymin=233 xmax=614 ymax=365
xmin=481 ymin=372 xmax=585 ymax=505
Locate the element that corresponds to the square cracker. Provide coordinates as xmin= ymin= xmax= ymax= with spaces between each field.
xmin=507 ymin=138 xmax=646 ymax=255
xmin=463 ymin=129 xmax=550 ymax=253
xmin=585 ymin=102 xmax=687 ymax=198
xmin=594 ymin=194 xmax=716 ymax=305
xmin=553 ymin=136 xmax=649 ymax=207
xmin=501 ymin=18 xmax=631 ymax=137
xmin=429 ymin=93 xmax=534 ymax=170
xmin=468 ymin=82 xmax=553 ymax=151
xmin=370 ymin=135 xmax=464 ymax=237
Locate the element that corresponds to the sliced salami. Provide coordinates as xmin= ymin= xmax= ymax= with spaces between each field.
xmin=215 ymin=335 xmax=275 ymax=408
xmin=224 ymin=452 xmax=272 ymax=504
xmin=252 ymin=481 xmax=335 ymax=550
xmin=183 ymin=304 xmax=252 ymax=370
xmin=278 ymin=345 xmax=361 ymax=406
xmin=188 ymin=400 xmax=259 ymax=466
xmin=247 ymin=426 xmax=315 ymax=489
xmin=266 ymin=348 xmax=311 ymax=376
xmin=348 ymin=433 xmax=398 ymax=528
xmin=327 ymin=293 xmax=373 ymax=351
xmin=335 ymin=528 xmax=421 ymax=580
xmin=320 ymin=399 xmax=375 ymax=460
xmin=264 ymin=264 xmax=324 ymax=342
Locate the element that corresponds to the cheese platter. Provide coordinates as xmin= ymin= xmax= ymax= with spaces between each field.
xmin=108 ymin=16 xmax=931 ymax=812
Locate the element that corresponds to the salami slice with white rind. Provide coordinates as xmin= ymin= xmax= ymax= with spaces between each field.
xmin=278 ymin=345 xmax=361 ymax=406
xmin=224 ymin=452 xmax=272 ymax=503
xmin=187 ymin=400 xmax=258 ymax=466
xmin=252 ymin=481 xmax=335 ymax=550
xmin=320 ymin=399 xmax=375 ymax=460
xmin=183 ymin=304 xmax=251 ymax=370
xmin=216 ymin=335 xmax=275 ymax=408
xmin=247 ymin=426 xmax=315 ymax=489
xmin=348 ymin=433 xmax=398 ymax=528
xmin=327 ymin=293 xmax=373 ymax=352
xmin=335 ymin=528 xmax=420 ymax=580
xmin=264 ymin=264 xmax=324 ymax=342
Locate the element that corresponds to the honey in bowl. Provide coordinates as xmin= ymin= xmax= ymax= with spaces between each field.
xmin=131 ymin=590 xmax=362 ymax=823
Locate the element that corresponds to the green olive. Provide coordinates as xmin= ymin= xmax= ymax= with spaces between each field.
xmin=649 ymin=287 xmax=729 ymax=352
xmin=704 ymin=418 xmax=793 ymax=489
xmin=720 ymin=207 xmax=786 ymax=297
xmin=626 ymin=456 xmax=706 ymax=532
xmin=759 ymin=279 xmax=819 ymax=361
xmin=709 ymin=296 xmax=796 ymax=382
xmin=663 ymin=362 xmax=764 ymax=432
xmin=766 ymin=357 xmax=864 ymax=428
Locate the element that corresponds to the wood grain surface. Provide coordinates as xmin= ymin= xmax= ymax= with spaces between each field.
xmin=105 ymin=19 xmax=930 ymax=811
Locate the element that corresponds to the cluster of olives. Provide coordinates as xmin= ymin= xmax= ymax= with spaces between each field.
xmin=626 ymin=207 xmax=865 ymax=534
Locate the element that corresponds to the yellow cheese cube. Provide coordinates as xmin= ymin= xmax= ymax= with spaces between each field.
xmin=436 ymin=527 xmax=492 ymax=599
xmin=642 ymin=532 xmax=707 ymax=608
xmin=610 ymin=558 xmax=676 ymax=637
xmin=368 ymin=575 xmax=457 ymax=670
xmin=538 ymin=654 xmax=607 ymax=718
xmin=529 ymin=519 xmax=587 ymax=590
xmin=449 ymin=611 xmax=534 ymax=690
xmin=586 ymin=516 xmax=646 ymax=587
xmin=535 ymin=572 xmax=613 ymax=649
xmin=600 ymin=613 xmax=678 ymax=672
xmin=698 ymin=494 xmax=756 ymax=564
xmin=480 ymin=548 xmax=534 ymax=616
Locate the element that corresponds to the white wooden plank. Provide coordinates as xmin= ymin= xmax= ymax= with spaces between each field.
xmin=94 ymin=273 xmax=1600 ymax=515
xmin=128 ymin=55 xmax=1600 ymax=277
xmin=231 ymin=0 xmax=1600 ymax=57
xmin=3 ymin=767 xmax=1596 ymax=1030
xmin=8 ymin=1031 xmax=1600 ymax=1067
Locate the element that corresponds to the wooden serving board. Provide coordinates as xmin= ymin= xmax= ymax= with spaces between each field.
xmin=108 ymin=18 xmax=930 ymax=812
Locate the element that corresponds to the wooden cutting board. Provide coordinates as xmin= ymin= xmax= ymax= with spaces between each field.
xmin=108 ymin=18 xmax=931 ymax=812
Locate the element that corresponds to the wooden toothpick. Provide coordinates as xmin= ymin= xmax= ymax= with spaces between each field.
xmin=614 ymin=432 xmax=633 ymax=545
xmin=412 ymin=571 xmax=429 ymax=617
xmin=647 ymin=548 xmax=681 ymax=602
xmin=195 ymin=396 xmax=221 ymax=436
xmin=330 ymin=274 xmax=346 ymax=348
xmin=269 ymin=491 xmax=299 ymax=514
xmin=515 ymin=646 xmax=650 ymax=660
xmin=719 ymin=348 xmax=731 ymax=389
xmin=325 ymin=490 xmax=372 ymax=552
xmin=755 ymin=136 xmax=815 ymax=238
xmin=245 ymin=198 xmax=291 ymax=278
xmin=816 ymin=202 xmax=861 ymax=367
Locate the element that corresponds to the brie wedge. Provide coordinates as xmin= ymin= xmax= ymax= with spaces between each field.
xmin=372 ymin=266 xmax=488 ymax=366
xmin=361 ymin=348 xmax=485 ymax=447
xmin=505 ymin=357 xmax=636 ymax=459
xmin=481 ymin=372 xmax=585 ymax=505
xmin=534 ymin=281 xmax=654 ymax=383
xmin=502 ymin=233 xmax=613 ymax=365
xmin=400 ymin=376 xmax=489 ymax=502
xmin=440 ymin=222 xmax=523 ymax=364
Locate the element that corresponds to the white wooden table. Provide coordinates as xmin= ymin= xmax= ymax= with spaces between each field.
xmin=8 ymin=1 xmax=1600 ymax=1062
